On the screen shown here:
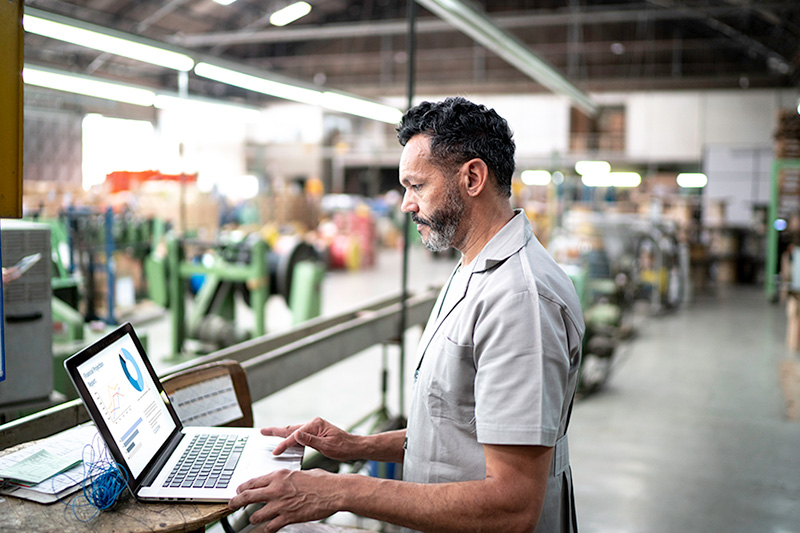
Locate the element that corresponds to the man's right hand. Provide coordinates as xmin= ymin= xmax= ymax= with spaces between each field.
xmin=261 ymin=417 xmax=362 ymax=462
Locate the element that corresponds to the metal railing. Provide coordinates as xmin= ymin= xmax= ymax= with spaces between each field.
xmin=0 ymin=289 xmax=438 ymax=450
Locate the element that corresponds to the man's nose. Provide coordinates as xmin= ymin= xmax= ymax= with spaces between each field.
xmin=400 ymin=192 xmax=416 ymax=214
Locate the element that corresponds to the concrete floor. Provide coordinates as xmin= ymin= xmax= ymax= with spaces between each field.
xmin=147 ymin=247 xmax=800 ymax=531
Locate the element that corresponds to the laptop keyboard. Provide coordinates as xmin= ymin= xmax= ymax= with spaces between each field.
xmin=163 ymin=433 xmax=248 ymax=490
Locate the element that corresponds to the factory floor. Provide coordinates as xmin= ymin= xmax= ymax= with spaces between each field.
xmin=143 ymin=246 xmax=800 ymax=532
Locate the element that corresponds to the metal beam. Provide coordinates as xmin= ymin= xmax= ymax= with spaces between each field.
xmin=415 ymin=0 xmax=597 ymax=116
xmin=0 ymin=0 xmax=23 ymax=218
xmin=168 ymin=5 xmax=770 ymax=48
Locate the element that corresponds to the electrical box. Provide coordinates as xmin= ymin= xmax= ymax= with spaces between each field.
xmin=0 ymin=0 xmax=24 ymax=218
xmin=0 ymin=221 xmax=54 ymax=405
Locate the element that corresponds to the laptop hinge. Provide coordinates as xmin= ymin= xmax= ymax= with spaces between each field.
xmin=141 ymin=431 xmax=184 ymax=488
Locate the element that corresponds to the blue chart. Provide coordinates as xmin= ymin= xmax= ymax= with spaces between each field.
xmin=121 ymin=417 xmax=143 ymax=453
xmin=119 ymin=348 xmax=144 ymax=392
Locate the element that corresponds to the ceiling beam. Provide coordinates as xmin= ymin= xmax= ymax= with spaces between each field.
xmin=414 ymin=0 xmax=597 ymax=116
xmin=167 ymin=4 xmax=783 ymax=48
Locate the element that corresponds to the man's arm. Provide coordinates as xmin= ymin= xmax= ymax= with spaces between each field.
xmin=262 ymin=418 xmax=406 ymax=463
xmin=229 ymin=442 xmax=553 ymax=533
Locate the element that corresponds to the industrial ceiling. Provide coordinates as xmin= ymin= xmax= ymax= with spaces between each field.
xmin=22 ymin=0 xmax=800 ymax=110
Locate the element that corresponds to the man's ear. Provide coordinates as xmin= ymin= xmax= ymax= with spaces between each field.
xmin=461 ymin=158 xmax=489 ymax=197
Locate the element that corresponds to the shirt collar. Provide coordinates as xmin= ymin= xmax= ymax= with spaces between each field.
xmin=464 ymin=208 xmax=531 ymax=274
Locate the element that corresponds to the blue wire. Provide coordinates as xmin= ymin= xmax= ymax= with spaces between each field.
xmin=59 ymin=436 xmax=129 ymax=522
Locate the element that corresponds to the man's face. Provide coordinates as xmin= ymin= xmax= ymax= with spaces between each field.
xmin=399 ymin=135 xmax=465 ymax=252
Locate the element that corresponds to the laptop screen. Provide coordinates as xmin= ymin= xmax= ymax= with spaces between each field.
xmin=74 ymin=328 xmax=178 ymax=478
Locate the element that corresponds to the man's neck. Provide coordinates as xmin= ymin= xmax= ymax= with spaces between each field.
xmin=458 ymin=203 xmax=515 ymax=265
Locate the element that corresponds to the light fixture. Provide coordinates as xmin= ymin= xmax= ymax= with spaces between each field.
xmin=270 ymin=2 xmax=312 ymax=27
xmin=154 ymin=94 xmax=261 ymax=119
xmin=321 ymin=92 xmax=403 ymax=124
xmin=213 ymin=0 xmax=238 ymax=5
xmin=676 ymin=172 xmax=708 ymax=188
xmin=415 ymin=0 xmax=597 ymax=116
xmin=195 ymin=62 xmax=322 ymax=106
xmin=521 ymin=170 xmax=552 ymax=186
xmin=581 ymin=171 xmax=641 ymax=188
xmin=23 ymin=66 xmax=156 ymax=107
xmin=574 ymin=160 xmax=611 ymax=176
xmin=23 ymin=9 xmax=194 ymax=71
xmin=195 ymin=62 xmax=403 ymax=124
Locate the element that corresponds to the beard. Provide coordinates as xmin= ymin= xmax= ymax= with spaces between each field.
xmin=411 ymin=180 xmax=465 ymax=252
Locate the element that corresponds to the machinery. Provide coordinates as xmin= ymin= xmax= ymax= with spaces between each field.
xmin=147 ymin=231 xmax=325 ymax=358
xmin=0 ymin=220 xmax=54 ymax=413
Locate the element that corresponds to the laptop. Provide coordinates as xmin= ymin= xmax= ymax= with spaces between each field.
xmin=64 ymin=322 xmax=303 ymax=502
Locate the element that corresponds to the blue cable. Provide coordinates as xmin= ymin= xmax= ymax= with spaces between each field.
xmin=59 ymin=435 xmax=129 ymax=522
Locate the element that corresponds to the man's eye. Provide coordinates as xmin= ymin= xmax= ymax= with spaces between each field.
xmin=411 ymin=184 xmax=421 ymax=191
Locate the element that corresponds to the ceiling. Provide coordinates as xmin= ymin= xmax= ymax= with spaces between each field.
xmin=22 ymin=0 xmax=800 ymax=109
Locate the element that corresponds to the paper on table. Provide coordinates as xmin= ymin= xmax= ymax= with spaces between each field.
xmin=0 ymin=424 xmax=100 ymax=497
xmin=0 ymin=449 xmax=81 ymax=485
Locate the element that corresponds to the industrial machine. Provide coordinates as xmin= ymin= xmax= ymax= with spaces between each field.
xmin=0 ymin=220 xmax=54 ymax=414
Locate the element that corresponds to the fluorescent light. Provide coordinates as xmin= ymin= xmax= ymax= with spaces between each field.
xmin=575 ymin=160 xmax=611 ymax=176
xmin=154 ymin=94 xmax=260 ymax=119
xmin=195 ymin=62 xmax=403 ymax=124
xmin=194 ymin=62 xmax=322 ymax=105
xmin=23 ymin=14 xmax=194 ymax=71
xmin=608 ymin=172 xmax=641 ymax=187
xmin=676 ymin=173 xmax=708 ymax=188
xmin=321 ymin=92 xmax=403 ymax=124
xmin=270 ymin=2 xmax=312 ymax=27
xmin=213 ymin=0 xmax=238 ymax=5
xmin=24 ymin=66 xmax=156 ymax=106
xmin=582 ymin=171 xmax=641 ymax=188
xmin=521 ymin=170 xmax=552 ymax=186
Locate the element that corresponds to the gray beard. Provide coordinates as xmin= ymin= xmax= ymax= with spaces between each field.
xmin=414 ymin=183 xmax=464 ymax=253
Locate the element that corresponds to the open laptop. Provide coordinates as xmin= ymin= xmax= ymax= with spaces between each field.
xmin=64 ymin=322 xmax=303 ymax=502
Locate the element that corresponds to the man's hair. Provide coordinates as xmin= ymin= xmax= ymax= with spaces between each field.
xmin=396 ymin=96 xmax=515 ymax=198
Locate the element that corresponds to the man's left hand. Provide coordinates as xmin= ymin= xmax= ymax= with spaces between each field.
xmin=228 ymin=469 xmax=341 ymax=532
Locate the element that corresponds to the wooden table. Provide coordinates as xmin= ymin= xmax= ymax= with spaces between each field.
xmin=0 ymin=439 xmax=371 ymax=533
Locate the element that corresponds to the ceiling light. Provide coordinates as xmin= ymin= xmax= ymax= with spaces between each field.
xmin=213 ymin=0 xmax=238 ymax=5
xmin=582 ymin=171 xmax=641 ymax=188
xmin=154 ymin=94 xmax=261 ymax=119
xmin=23 ymin=11 xmax=194 ymax=71
xmin=521 ymin=170 xmax=552 ymax=186
xmin=23 ymin=66 xmax=156 ymax=107
xmin=574 ymin=160 xmax=611 ymax=176
xmin=270 ymin=2 xmax=312 ymax=27
xmin=321 ymin=92 xmax=403 ymax=124
xmin=676 ymin=173 xmax=707 ymax=188
xmin=195 ymin=62 xmax=403 ymax=124
xmin=194 ymin=62 xmax=322 ymax=105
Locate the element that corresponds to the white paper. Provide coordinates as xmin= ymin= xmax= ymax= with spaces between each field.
xmin=169 ymin=374 xmax=244 ymax=427
xmin=0 ymin=424 xmax=101 ymax=497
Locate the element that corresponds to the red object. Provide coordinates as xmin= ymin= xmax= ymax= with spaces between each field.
xmin=106 ymin=170 xmax=198 ymax=193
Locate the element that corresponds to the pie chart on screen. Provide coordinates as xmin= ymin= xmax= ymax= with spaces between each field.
xmin=119 ymin=348 xmax=144 ymax=392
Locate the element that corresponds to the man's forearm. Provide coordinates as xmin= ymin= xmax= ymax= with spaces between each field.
xmin=334 ymin=472 xmax=539 ymax=533
xmin=356 ymin=429 xmax=406 ymax=463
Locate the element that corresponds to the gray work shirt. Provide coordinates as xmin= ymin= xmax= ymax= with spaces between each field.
xmin=403 ymin=210 xmax=584 ymax=532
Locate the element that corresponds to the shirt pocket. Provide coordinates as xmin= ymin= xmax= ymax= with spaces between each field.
xmin=427 ymin=337 xmax=476 ymax=424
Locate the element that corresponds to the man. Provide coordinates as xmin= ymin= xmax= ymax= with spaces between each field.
xmin=229 ymin=97 xmax=584 ymax=532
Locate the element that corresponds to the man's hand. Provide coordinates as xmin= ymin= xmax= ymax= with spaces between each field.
xmin=229 ymin=469 xmax=341 ymax=533
xmin=261 ymin=417 xmax=362 ymax=462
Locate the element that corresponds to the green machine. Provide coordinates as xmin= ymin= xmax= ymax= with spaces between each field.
xmin=148 ymin=232 xmax=325 ymax=358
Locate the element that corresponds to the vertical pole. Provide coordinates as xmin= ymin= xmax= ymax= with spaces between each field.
xmin=766 ymin=160 xmax=780 ymax=301
xmin=105 ymin=207 xmax=117 ymax=325
xmin=0 ymin=0 xmax=23 ymax=219
xmin=399 ymin=0 xmax=417 ymax=418
xmin=168 ymin=238 xmax=185 ymax=356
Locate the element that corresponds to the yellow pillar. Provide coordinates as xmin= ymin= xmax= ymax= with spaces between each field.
xmin=0 ymin=0 xmax=23 ymax=218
